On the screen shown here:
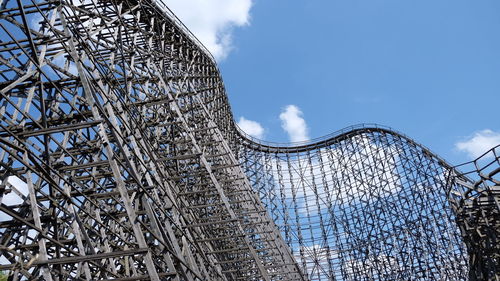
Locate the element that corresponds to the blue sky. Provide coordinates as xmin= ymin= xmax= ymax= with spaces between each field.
xmin=165 ymin=0 xmax=500 ymax=165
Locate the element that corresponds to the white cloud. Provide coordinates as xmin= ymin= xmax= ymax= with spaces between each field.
xmin=267 ymin=134 xmax=403 ymax=278
xmin=456 ymin=129 xmax=500 ymax=159
xmin=3 ymin=176 xmax=29 ymax=206
xmin=279 ymin=105 xmax=309 ymax=143
xmin=273 ymin=133 xmax=402 ymax=215
xmin=164 ymin=0 xmax=253 ymax=60
xmin=0 ymin=176 xmax=30 ymax=221
xmin=237 ymin=116 xmax=264 ymax=139
xmin=343 ymin=254 xmax=400 ymax=279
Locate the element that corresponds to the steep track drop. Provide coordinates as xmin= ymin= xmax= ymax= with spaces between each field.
xmin=0 ymin=0 xmax=498 ymax=280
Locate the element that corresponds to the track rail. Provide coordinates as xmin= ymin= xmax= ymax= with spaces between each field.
xmin=0 ymin=0 xmax=497 ymax=280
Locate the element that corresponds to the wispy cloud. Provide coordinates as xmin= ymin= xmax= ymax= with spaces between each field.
xmin=279 ymin=105 xmax=309 ymax=143
xmin=456 ymin=129 xmax=500 ymax=159
xmin=237 ymin=116 xmax=264 ymax=139
xmin=164 ymin=0 xmax=253 ymax=60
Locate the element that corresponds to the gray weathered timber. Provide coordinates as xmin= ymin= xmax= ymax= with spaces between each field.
xmin=0 ymin=0 xmax=498 ymax=280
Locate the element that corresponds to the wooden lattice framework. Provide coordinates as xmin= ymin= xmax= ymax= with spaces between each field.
xmin=0 ymin=0 xmax=498 ymax=280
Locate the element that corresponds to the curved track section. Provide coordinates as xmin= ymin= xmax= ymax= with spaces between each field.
xmin=0 ymin=0 xmax=479 ymax=280
xmin=448 ymin=145 xmax=500 ymax=281
xmin=237 ymin=126 xmax=468 ymax=280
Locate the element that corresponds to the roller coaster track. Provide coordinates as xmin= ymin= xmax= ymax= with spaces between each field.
xmin=0 ymin=0 xmax=498 ymax=280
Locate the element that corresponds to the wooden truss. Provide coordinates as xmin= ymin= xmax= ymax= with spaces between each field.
xmin=0 ymin=0 xmax=498 ymax=280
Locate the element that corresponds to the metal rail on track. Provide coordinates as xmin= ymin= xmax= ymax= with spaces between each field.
xmin=0 ymin=0 xmax=497 ymax=279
